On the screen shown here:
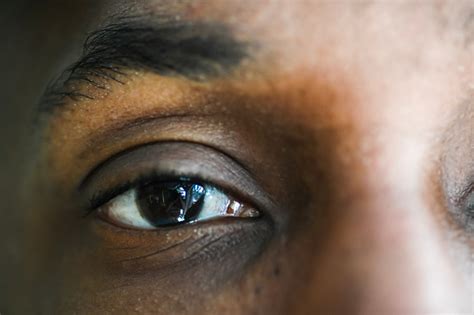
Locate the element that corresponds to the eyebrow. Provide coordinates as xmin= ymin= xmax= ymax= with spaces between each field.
xmin=38 ymin=14 xmax=249 ymax=113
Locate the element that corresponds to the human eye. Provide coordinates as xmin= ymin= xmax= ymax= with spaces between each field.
xmin=78 ymin=141 xmax=275 ymax=276
xmin=97 ymin=179 xmax=260 ymax=230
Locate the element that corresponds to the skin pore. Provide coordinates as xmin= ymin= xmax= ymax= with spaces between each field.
xmin=8 ymin=0 xmax=473 ymax=314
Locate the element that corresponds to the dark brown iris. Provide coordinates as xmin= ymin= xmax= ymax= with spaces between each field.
xmin=136 ymin=181 xmax=206 ymax=227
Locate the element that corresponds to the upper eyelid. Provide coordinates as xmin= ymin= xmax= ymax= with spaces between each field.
xmin=80 ymin=141 xmax=275 ymax=214
xmin=79 ymin=139 xmax=254 ymax=191
xmin=76 ymin=112 xmax=218 ymax=162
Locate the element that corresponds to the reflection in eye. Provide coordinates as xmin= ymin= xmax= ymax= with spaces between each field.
xmin=97 ymin=180 xmax=260 ymax=229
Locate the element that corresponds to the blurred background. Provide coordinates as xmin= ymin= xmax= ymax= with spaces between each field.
xmin=0 ymin=1 xmax=102 ymax=311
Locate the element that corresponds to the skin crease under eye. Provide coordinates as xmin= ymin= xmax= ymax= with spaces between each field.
xmin=34 ymin=66 xmax=474 ymax=314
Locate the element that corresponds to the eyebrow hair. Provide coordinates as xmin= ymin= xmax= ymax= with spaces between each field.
xmin=38 ymin=14 xmax=249 ymax=113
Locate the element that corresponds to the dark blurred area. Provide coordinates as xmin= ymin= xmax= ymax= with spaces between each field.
xmin=0 ymin=1 xmax=102 ymax=311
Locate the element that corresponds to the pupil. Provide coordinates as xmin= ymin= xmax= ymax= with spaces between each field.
xmin=136 ymin=181 xmax=206 ymax=227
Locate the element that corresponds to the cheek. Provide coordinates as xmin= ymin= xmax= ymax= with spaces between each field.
xmin=50 ymin=217 xmax=273 ymax=313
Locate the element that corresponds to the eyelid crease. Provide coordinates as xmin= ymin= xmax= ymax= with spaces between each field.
xmin=79 ymin=140 xmax=255 ymax=192
xmin=77 ymin=112 xmax=217 ymax=161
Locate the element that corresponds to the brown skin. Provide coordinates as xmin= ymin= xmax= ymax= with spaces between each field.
xmin=5 ymin=0 xmax=473 ymax=314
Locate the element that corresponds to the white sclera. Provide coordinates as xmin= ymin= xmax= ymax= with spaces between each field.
xmin=101 ymin=189 xmax=156 ymax=230
xmin=196 ymin=185 xmax=231 ymax=221
xmin=99 ymin=184 xmax=251 ymax=229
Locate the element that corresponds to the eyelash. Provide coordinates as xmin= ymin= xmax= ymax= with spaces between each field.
xmin=86 ymin=172 xmax=252 ymax=218
xmin=88 ymin=174 xmax=184 ymax=213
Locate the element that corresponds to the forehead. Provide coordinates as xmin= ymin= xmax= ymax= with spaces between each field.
xmin=133 ymin=0 xmax=472 ymax=93
xmin=140 ymin=0 xmax=472 ymax=57
xmin=45 ymin=0 xmax=472 ymax=134
xmin=42 ymin=0 xmax=472 ymax=192
xmin=146 ymin=0 xmax=471 ymax=119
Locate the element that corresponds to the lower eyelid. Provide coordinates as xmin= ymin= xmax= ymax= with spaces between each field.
xmin=91 ymin=218 xmax=273 ymax=279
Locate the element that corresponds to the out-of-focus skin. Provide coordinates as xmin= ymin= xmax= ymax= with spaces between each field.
xmin=2 ymin=0 xmax=473 ymax=314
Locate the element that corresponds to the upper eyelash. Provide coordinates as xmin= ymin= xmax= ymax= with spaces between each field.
xmin=86 ymin=180 xmax=134 ymax=215
xmin=85 ymin=173 xmax=238 ymax=217
xmin=80 ymin=142 xmax=271 ymax=220
xmin=78 ymin=140 xmax=256 ymax=193
xmin=86 ymin=172 xmax=188 ymax=213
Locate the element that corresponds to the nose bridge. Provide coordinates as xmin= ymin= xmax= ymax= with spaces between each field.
xmin=290 ymin=140 xmax=470 ymax=314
